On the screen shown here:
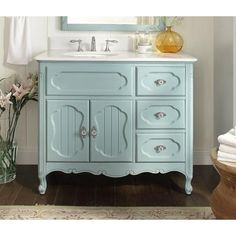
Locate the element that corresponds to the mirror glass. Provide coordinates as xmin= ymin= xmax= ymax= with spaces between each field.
xmin=61 ymin=16 xmax=164 ymax=32
xmin=67 ymin=17 xmax=154 ymax=25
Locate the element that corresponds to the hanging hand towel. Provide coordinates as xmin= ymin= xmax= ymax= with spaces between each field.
xmin=6 ymin=16 xmax=32 ymax=65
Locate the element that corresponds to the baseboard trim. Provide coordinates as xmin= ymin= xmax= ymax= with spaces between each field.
xmin=193 ymin=150 xmax=212 ymax=165
xmin=16 ymin=148 xmax=213 ymax=165
xmin=16 ymin=148 xmax=38 ymax=165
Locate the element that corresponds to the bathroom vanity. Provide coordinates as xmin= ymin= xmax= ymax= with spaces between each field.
xmin=36 ymin=51 xmax=197 ymax=194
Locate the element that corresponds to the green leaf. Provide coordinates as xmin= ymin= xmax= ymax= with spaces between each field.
xmin=0 ymin=107 xmax=6 ymax=112
xmin=29 ymin=98 xmax=38 ymax=102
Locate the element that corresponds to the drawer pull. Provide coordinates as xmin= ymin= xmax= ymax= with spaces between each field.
xmin=154 ymin=79 xmax=166 ymax=86
xmin=154 ymin=145 xmax=166 ymax=153
xmin=154 ymin=112 xmax=166 ymax=119
xmin=80 ymin=126 xmax=88 ymax=139
xmin=91 ymin=126 xmax=97 ymax=138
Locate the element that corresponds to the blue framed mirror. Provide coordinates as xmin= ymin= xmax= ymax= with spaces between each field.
xmin=61 ymin=16 xmax=165 ymax=32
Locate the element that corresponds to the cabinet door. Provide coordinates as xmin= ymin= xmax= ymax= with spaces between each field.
xmin=90 ymin=100 xmax=132 ymax=162
xmin=47 ymin=100 xmax=89 ymax=162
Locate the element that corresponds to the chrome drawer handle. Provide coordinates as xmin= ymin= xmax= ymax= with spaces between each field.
xmin=80 ymin=126 xmax=88 ymax=139
xmin=154 ymin=112 xmax=166 ymax=119
xmin=154 ymin=79 xmax=166 ymax=86
xmin=91 ymin=126 xmax=97 ymax=138
xmin=154 ymin=145 xmax=166 ymax=153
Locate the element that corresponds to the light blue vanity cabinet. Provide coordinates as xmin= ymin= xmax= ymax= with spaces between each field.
xmin=37 ymin=57 xmax=195 ymax=195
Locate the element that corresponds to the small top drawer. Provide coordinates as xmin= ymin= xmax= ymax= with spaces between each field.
xmin=137 ymin=66 xmax=185 ymax=96
xmin=46 ymin=63 xmax=133 ymax=96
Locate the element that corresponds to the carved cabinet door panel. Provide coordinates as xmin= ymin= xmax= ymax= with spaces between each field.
xmin=47 ymin=100 xmax=89 ymax=162
xmin=90 ymin=100 xmax=132 ymax=162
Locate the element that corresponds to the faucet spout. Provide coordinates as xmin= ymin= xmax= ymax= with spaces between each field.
xmin=91 ymin=36 xmax=96 ymax=51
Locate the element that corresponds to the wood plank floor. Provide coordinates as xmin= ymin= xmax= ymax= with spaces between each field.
xmin=0 ymin=165 xmax=219 ymax=206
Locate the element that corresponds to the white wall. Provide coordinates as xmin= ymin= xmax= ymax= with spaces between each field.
xmin=177 ymin=17 xmax=214 ymax=164
xmin=214 ymin=17 xmax=234 ymax=145
xmin=0 ymin=17 xmax=47 ymax=164
xmin=0 ymin=16 xmax=214 ymax=165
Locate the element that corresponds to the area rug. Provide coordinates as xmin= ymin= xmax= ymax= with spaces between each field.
xmin=0 ymin=206 xmax=215 ymax=219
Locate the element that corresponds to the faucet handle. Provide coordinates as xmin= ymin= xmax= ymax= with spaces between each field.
xmin=70 ymin=39 xmax=80 ymax=43
xmin=104 ymin=39 xmax=118 ymax=52
xmin=70 ymin=39 xmax=83 ymax=52
xmin=91 ymin=36 xmax=96 ymax=52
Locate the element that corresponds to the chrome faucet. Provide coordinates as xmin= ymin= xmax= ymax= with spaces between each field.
xmin=70 ymin=39 xmax=83 ymax=51
xmin=104 ymin=39 xmax=118 ymax=52
xmin=91 ymin=36 xmax=96 ymax=51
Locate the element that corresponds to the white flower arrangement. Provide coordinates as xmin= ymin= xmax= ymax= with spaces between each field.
xmin=150 ymin=16 xmax=184 ymax=32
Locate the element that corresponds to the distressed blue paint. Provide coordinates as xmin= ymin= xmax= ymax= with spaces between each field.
xmin=38 ymin=61 xmax=194 ymax=195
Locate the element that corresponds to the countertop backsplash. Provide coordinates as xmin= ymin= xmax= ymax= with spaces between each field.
xmin=48 ymin=35 xmax=135 ymax=52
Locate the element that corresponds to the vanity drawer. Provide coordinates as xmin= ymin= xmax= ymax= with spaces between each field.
xmin=136 ymin=66 xmax=185 ymax=96
xmin=136 ymin=133 xmax=185 ymax=162
xmin=137 ymin=100 xmax=185 ymax=129
xmin=46 ymin=63 xmax=133 ymax=96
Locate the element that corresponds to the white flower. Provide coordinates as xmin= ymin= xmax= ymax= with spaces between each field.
xmin=12 ymin=84 xmax=29 ymax=100
xmin=0 ymin=89 xmax=12 ymax=108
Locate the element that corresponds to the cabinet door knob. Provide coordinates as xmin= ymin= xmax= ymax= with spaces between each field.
xmin=154 ymin=79 xmax=166 ymax=86
xmin=91 ymin=126 xmax=97 ymax=138
xmin=154 ymin=145 xmax=166 ymax=153
xmin=80 ymin=126 xmax=88 ymax=138
xmin=154 ymin=112 xmax=166 ymax=119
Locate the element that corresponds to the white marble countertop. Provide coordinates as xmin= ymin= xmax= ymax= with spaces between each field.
xmin=35 ymin=50 xmax=197 ymax=62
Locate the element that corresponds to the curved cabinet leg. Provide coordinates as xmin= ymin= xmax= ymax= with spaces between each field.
xmin=185 ymin=174 xmax=193 ymax=195
xmin=38 ymin=175 xmax=47 ymax=194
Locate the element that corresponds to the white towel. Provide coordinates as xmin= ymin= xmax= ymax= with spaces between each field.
xmin=228 ymin=128 xmax=235 ymax=135
xmin=217 ymin=151 xmax=236 ymax=162
xmin=219 ymin=144 xmax=236 ymax=155
xmin=6 ymin=16 xmax=32 ymax=65
xmin=217 ymin=156 xmax=236 ymax=163
xmin=218 ymin=129 xmax=236 ymax=147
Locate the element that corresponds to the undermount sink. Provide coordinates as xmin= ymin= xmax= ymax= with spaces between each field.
xmin=63 ymin=51 xmax=118 ymax=57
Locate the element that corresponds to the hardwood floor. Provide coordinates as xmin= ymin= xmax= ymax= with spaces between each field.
xmin=0 ymin=165 xmax=219 ymax=206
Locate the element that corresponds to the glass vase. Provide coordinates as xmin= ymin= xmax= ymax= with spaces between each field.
xmin=0 ymin=143 xmax=17 ymax=184
xmin=155 ymin=26 xmax=183 ymax=53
